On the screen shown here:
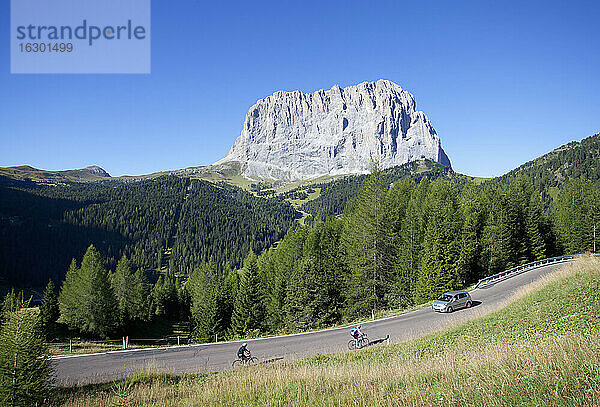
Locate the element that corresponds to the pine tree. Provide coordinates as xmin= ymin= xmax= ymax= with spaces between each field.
xmin=265 ymin=226 xmax=307 ymax=330
xmin=553 ymin=179 xmax=600 ymax=254
xmin=1 ymin=289 xmax=27 ymax=326
xmin=188 ymin=262 xmax=223 ymax=342
xmin=284 ymin=221 xmax=343 ymax=329
xmin=458 ymin=183 xmax=485 ymax=284
xmin=231 ymin=251 xmax=265 ymax=336
xmin=481 ymin=185 xmax=510 ymax=275
xmin=395 ymin=178 xmax=429 ymax=306
xmin=58 ymin=245 xmax=117 ymax=338
xmin=0 ymin=295 xmax=52 ymax=407
xmin=414 ymin=180 xmax=462 ymax=302
xmin=505 ymin=177 xmax=532 ymax=266
xmin=221 ymin=264 xmax=238 ymax=331
xmin=526 ymin=193 xmax=546 ymax=260
xmin=152 ymin=276 xmax=178 ymax=319
xmin=39 ymin=280 xmax=59 ymax=340
xmin=342 ymin=163 xmax=395 ymax=318
xmin=111 ymin=255 xmax=151 ymax=331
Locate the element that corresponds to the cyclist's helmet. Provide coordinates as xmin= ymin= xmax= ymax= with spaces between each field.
xmin=242 ymin=342 xmax=248 ymax=347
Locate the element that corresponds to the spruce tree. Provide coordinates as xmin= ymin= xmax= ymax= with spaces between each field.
xmin=111 ymin=255 xmax=151 ymax=330
xmin=526 ymin=193 xmax=547 ymax=260
xmin=58 ymin=245 xmax=117 ymax=338
xmin=39 ymin=280 xmax=59 ymax=340
xmin=221 ymin=264 xmax=238 ymax=331
xmin=553 ymin=179 xmax=600 ymax=254
xmin=231 ymin=251 xmax=265 ymax=336
xmin=458 ymin=183 xmax=485 ymax=284
xmin=342 ymin=163 xmax=395 ymax=318
xmin=266 ymin=226 xmax=307 ymax=330
xmin=414 ymin=180 xmax=462 ymax=302
xmin=1 ymin=289 xmax=26 ymax=326
xmin=0 ymin=296 xmax=52 ymax=407
xmin=257 ymin=248 xmax=282 ymax=332
xmin=152 ymin=276 xmax=178 ymax=319
xmin=188 ymin=262 xmax=223 ymax=342
xmin=481 ymin=185 xmax=511 ymax=275
xmin=505 ymin=177 xmax=532 ymax=266
xmin=285 ymin=221 xmax=343 ymax=329
xmin=395 ymin=178 xmax=429 ymax=306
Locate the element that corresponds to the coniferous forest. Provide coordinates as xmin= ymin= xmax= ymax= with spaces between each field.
xmin=0 ymin=176 xmax=299 ymax=286
xmin=0 ymin=134 xmax=599 ymax=342
xmin=185 ymin=170 xmax=598 ymax=341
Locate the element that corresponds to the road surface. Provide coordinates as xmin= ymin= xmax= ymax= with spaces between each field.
xmin=52 ymin=261 xmax=569 ymax=386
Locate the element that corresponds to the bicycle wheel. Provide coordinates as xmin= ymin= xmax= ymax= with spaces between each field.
xmin=247 ymin=357 xmax=258 ymax=366
xmin=358 ymin=337 xmax=369 ymax=349
xmin=348 ymin=339 xmax=357 ymax=350
xmin=232 ymin=359 xmax=242 ymax=368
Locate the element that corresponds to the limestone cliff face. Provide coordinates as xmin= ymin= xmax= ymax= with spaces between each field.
xmin=217 ymin=79 xmax=451 ymax=180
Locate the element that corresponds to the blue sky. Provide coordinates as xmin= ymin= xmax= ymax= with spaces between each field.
xmin=1 ymin=0 xmax=599 ymax=177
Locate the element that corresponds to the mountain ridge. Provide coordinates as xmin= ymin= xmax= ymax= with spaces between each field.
xmin=217 ymin=79 xmax=451 ymax=180
xmin=2 ymin=133 xmax=598 ymax=190
xmin=0 ymin=165 xmax=111 ymax=183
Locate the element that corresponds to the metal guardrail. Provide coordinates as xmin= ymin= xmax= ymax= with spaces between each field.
xmin=474 ymin=254 xmax=595 ymax=289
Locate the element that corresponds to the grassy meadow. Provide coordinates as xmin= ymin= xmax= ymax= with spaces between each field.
xmin=53 ymin=257 xmax=600 ymax=406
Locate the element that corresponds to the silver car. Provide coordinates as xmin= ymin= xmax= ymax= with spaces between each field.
xmin=432 ymin=291 xmax=472 ymax=313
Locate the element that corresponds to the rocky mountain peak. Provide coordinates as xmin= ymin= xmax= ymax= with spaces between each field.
xmin=83 ymin=166 xmax=111 ymax=177
xmin=217 ymin=79 xmax=451 ymax=180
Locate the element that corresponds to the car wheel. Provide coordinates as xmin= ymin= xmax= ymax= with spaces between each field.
xmin=466 ymin=301 xmax=472 ymax=308
xmin=447 ymin=306 xmax=453 ymax=313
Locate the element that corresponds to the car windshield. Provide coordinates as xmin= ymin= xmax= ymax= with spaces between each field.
xmin=438 ymin=294 xmax=453 ymax=302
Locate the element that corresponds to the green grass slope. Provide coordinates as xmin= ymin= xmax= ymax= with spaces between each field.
xmin=54 ymin=257 xmax=600 ymax=406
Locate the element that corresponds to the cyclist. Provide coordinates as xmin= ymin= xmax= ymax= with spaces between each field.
xmin=350 ymin=325 xmax=363 ymax=342
xmin=237 ymin=342 xmax=250 ymax=361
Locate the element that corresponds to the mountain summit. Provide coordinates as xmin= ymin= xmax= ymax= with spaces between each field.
xmin=217 ymin=79 xmax=451 ymax=180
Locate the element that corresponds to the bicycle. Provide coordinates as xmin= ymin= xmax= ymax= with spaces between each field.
xmin=232 ymin=355 xmax=258 ymax=367
xmin=348 ymin=333 xmax=369 ymax=350
xmin=187 ymin=326 xmax=198 ymax=345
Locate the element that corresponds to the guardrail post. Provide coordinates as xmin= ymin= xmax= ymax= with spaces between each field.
xmin=69 ymin=339 xmax=72 ymax=353
xmin=122 ymin=337 xmax=126 ymax=349
xmin=126 ymin=336 xmax=129 ymax=349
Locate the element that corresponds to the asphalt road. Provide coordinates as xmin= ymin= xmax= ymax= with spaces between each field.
xmin=52 ymin=261 xmax=570 ymax=386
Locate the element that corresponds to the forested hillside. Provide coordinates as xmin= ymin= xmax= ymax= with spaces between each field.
xmin=298 ymin=133 xmax=600 ymax=220
xmin=186 ymin=168 xmax=599 ymax=340
xmin=2 ymin=133 xmax=599 ymax=344
xmin=299 ymin=160 xmax=465 ymax=219
xmin=497 ymin=133 xmax=600 ymax=198
xmin=0 ymin=176 xmax=299 ymax=286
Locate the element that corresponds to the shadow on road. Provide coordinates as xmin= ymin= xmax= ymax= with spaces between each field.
xmin=470 ymin=300 xmax=482 ymax=308
xmin=367 ymin=335 xmax=390 ymax=346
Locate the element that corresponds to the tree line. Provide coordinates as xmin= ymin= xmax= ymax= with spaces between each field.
xmin=0 ymin=175 xmax=299 ymax=286
xmin=193 ymin=171 xmax=596 ymax=340
xmin=50 ymin=166 xmax=596 ymax=343
xmin=0 ymin=164 xmax=597 ymax=404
